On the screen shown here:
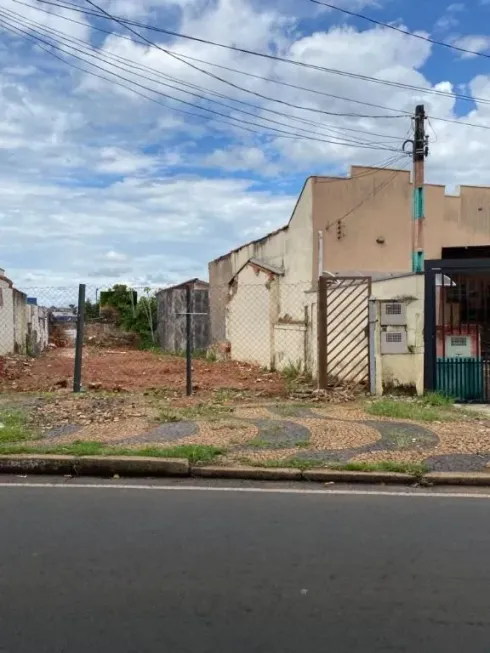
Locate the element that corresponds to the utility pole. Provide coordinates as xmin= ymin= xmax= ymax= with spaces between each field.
xmin=411 ymin=104 xmax=428 ymax=273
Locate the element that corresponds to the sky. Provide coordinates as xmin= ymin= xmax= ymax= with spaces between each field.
xmin=1 ymin=0 xmax=490 ymax=291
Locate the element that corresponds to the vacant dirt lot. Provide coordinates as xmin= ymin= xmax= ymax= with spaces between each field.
xmin=0 ymin=347 xmax=288 ymax=397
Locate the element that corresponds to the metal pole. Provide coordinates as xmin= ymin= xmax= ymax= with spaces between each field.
xmin=412 ymin=104 xmax=427 ymax=273
xmin=368 ymin=298 xmax=377 ymax=395
xmin=73 ymin=283 xmax=86 ymax=393
xmin=186 ymin=284 xmax=192 ymax=396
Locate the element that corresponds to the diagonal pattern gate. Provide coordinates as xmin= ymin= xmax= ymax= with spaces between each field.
xmin=318 ymin=276 xmax=371 ymax=387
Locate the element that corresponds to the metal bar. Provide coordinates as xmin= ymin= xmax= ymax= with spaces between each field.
xmin=424 ymin=265 xmax=436 ymax=392
xmin=73 ymin=283 xmax=86 ymax=393
xmin=368 ymin=298 xmax=376 ymax=394
xmin=326 ymin=311 xmax=367 ymax=357
xmin=325 ymin=284 xmax=368 ymax=317
xmin=317 ymin=276 xmax=327 ymax=389
xmin=186 ymin=284 xmax=192 ymax=396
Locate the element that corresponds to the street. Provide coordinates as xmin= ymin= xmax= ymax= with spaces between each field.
xmin=1 ymin=479 xmax=490 ymax=652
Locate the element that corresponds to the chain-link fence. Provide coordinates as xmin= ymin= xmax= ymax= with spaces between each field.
xmin=0 ymin=279 xmax=318 ymax=396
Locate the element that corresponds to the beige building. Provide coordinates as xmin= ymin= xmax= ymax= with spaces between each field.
xmin=0 ymin=268 xmax=49 ymax=356
xmin=209 ymin=165 xmax=490 ymax=390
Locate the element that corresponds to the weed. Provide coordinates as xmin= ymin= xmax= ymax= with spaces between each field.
xmin=365 ymin=398 xmax=453 ymax=422
xmin=247 ymin=438 xmax=270 ymax=448
xmin=159 ymin=408 xmax=183 ymax=423
xmin=282 ymin=360 xmax=304 ymax=382
xmin=249 ymin=457 xmax=319 ymax=470
xmin=0 ymin=410 xmax=36 ymax=443
xmin=422 ymin=392 xmax=454 ymax=407
xmin=295 ymin=441 xmax=310 ymax=449
xmin=271 ymin=403 xmax=311 ymax=417
xmin=331 ymin=460 xmax=428 ymax=476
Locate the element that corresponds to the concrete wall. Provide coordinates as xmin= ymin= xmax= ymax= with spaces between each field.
xmin=0 ymin=273 xmax=49 ymax=358
xmin=371 ymin=275 xmax=424 ymax=395
xmin=13 ymin=289 xmax=27 ymax=354
xmin=209 ymin=179 xmax=314 ymax=342
xmin=226 ymin=264 xmax=274 ymax=367
xmin=27 ymin=305 xmax=49 ymax=356
xmin=314 ymin=167 xmax=490 ymax=275
xmin=157 ymin=283 xmax=210 ymax=353
xmin=0 ymin=278 xmax=14 ymax=356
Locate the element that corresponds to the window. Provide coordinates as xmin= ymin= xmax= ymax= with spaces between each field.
xmin=386 ymin=332 xmax=402 ymax=343
xmin=451 ymin=336 xmax=468 ymax=347
xmin=385 ymin=303 xmax=402 ymax=315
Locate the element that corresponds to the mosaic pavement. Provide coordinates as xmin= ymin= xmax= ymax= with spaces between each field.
xmin=33 ymin=402 xmax=490 ymax=473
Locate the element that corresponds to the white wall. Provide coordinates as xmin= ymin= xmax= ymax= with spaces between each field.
xmin=27 ymin=305 xmax=49 ymax=355
xmin=371 ymin=275 xmax=424 ymax=395
xmin=226 ymin=264 xmax=274 ymax=367
xmin=0 ymin=279 xmax=14 ymax=356
xmin=13 ymin=289 xmax=27 ymax=354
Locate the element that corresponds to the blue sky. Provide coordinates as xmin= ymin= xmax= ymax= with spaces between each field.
xmin=1 ymin=0 xmax=490 ymax=291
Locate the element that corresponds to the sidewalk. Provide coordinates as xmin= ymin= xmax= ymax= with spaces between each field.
xmin=1 ymin=393 xmax=490 ymax=473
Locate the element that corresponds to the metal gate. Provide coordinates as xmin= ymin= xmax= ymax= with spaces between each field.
xmin=318 ymin=276 xmax=371 ymax=388
xmin=424 ymin=258 xmax=490 ymax=402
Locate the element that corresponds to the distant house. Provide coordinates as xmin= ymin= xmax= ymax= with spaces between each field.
xmin=156 ymin=279 xmax=210 ymax=353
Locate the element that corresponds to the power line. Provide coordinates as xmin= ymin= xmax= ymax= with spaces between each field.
xmin=15 ymin=0 xmax=412 ymax=118
xmin=17 ymin=0 xmax=490 ymax=134
xmin=309 ymin=0 xmax=490 ymax=61
xmin=0 ymin=15 xmax=402 ymax=152
xmin=32 ymin=0 xmax=490 ymax=108
xmin=1 ymin=6 xmax=404 ymax=146
xmin=79 ymin=0 xmax=401 ymax=120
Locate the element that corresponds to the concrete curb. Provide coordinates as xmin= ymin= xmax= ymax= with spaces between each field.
xmin=2 ymin=455 xmax=490 ymax=486
xmin=0 ymin=455 xmax=189 ymax=477
xmin=302 ymin=469 xmax=415 ymax=484
xmin=191 ymin=465 xmax=303 ymax=481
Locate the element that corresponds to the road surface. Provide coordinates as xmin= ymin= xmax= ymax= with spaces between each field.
xmin=1 ymin=478 xmax=490 ymax=652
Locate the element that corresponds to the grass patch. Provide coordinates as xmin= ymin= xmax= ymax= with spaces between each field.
xmin=158 ymin=402 xmax=235 ymax=423
xmin=0 ymin=441 xmax=224 ymax=464
xmin=246 ymin=457 xmax=319 ymax=471
xmin=365 ymin=398 xmax=457 ymax=422
xmin=421 ymin=392 xmax=454 ymax=407
xmin=270 ymin=403 xmax=311 ymax=418
xmin=331 ymin=461 xmax=428 ymax=476
xmin=247 ymin=438 xmax=271 ymax=448
xmin=0 ymin=410 xmax=36 ymax=443
xmin=245 ymin=457 xmax=428 ymax=476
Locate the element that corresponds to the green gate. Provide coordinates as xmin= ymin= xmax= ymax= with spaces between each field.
xmin=436 ymin=358 xmax=484 ymax=402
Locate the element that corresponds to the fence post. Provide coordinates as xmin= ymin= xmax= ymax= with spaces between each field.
xmin=186 ymin=283 xmax=192 ymax=396
xmin=368 ymin=298 xmax=377 ymax=395
xmin=317 ymin=276 xmax=327 ymax=389
xmin=73 ymin=283 xmax=86 ymax=393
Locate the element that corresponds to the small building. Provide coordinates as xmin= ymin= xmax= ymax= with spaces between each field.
xmin=156 ymin=279 xmax=210 ymax=353
xmin=0 ymin=268 xmax=49 ymax=357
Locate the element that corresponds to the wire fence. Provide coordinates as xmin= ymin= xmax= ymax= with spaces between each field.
xmin=0 ymin=280 xmax=318 ymax=396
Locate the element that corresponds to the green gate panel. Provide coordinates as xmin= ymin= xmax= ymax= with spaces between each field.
xmin=436 ymin=358 xmax=484 ymax=402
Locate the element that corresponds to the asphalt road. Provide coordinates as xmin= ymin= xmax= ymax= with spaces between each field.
xmin=2 ymin=480 xmax=490 ymax=653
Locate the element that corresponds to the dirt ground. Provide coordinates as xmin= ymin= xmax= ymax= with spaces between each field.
xmin=0 ymin=347 xmax=288 ymax=397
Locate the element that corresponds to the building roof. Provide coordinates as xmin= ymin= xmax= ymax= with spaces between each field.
xmin=327 ymin=270 xmax=415 ymax=282
xmin=229 ymin=257 xmax=285 ymax=283
xmin=157 ymin=278 xmax=209 ymax=294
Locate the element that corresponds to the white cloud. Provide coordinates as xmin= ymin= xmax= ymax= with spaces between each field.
xmin=2 ymin=0 xmax=490 ymax=289
xmin=452 ymin=34 xmax=490 ymax=58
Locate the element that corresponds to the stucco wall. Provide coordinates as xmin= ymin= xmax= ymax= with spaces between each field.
xmin=371 ymin=275 xmax=424 ymax=395
xmin=314 ymin=167 xmax=490 ymax=275
xmin=209 ymin=179 xmax=313 ymax=342
xmin=27 ymin=305 xmax=49 ymax=356
xmin=0 ymin=279 xmax=14 ymax=356
xmin=13 ymin=289 xmax=27 ymax=354
xmin=226 ymin=264 xmax=274 ymax=367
